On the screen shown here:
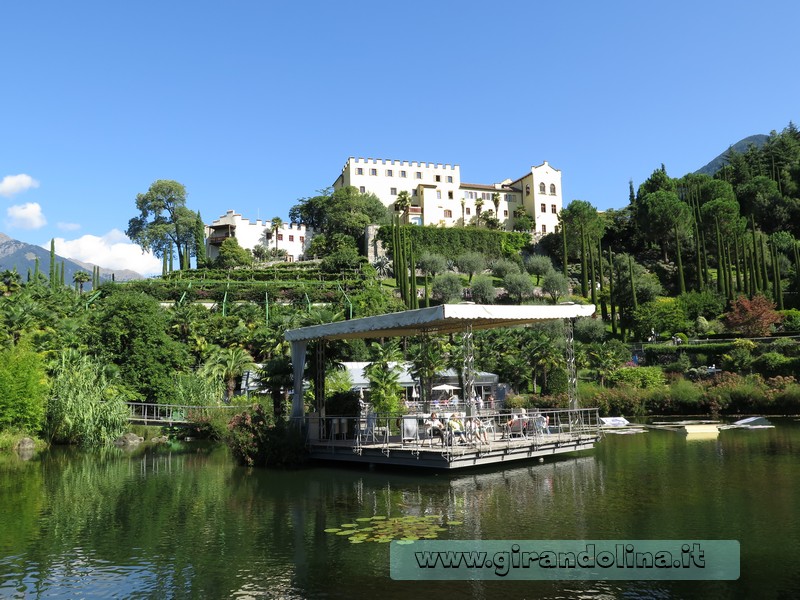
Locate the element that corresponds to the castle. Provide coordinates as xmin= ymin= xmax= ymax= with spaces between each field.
xmin=332 ymin=157 xmax=563 ymax=235
xmin=205 ymin=157 xmax=563 ymax=262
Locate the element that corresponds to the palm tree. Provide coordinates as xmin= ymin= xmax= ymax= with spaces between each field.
xmin=201 ymin=345 xmax=256 ymax=403
xmin=492 ymin=192 xmax=501 ymax=217
xmin=72 ymin=271 xmax=91 ymax=293
xmin=460 ymin=199 xmax=466 ymax=226
xmin=259 ymin=355 xmax=294 ymax=419
xmin=0 ymin=269 xmax=22 ymax=296
xmin=270 ymin=217 xmax=283 ymax=252
xmin=395 ymin=191 xmax=412 ymax=225
xmin=363 ymin=340 xmax=404 ymax=413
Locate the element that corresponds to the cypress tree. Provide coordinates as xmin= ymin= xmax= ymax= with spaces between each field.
xmin=608 ymin=247 xmax=617 ymax=336
xmin=49 ymin=238 xmax=56 ymax=289
xmin=580 ymin=222 xmax=588 ymax=298
xmin=195 ymin=211 xmax=207 ymax=268
xmin=598 ymin=239 xmax=608 ymax=321
xmin=589 ymin=241 xmax=597 ymax=306
xmin=60 ymin=261 xmax=65 ymax=286
xmin=761 ymin=237 xmax=770 ymax=298
xmin=33 ymin=257 xmax=40 ymax=285
xmin=733 ymin=234 xmax=742 ymax=293
xmin=751 ymin=216 xmax=762 ymax=292
xmin=629 ymin=255 xmax=638 ymax=311
xmin=675 ymin=224 xmax=685 ymax=295
xmin=715 ymin=218 xmax=724 ymax=295
xmin=561 ymin=220 xmax=568 ymax=279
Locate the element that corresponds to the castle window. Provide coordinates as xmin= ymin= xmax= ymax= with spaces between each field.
xmin=359 ymin=186 xmax=365 ymax=193
xmin=539 ymin=182 xmax=546 ymax=193
xmin=466 ymin=207 xmax=471 ymax=215
xmin=551 ymin=204 xmax=557 ymax=214
xmin=300 ymin=236 xmax=305 ymax=243
xmin=391 ymin=187 xmax=397 ymax=195
xmin=550 ymin=184 xmax=557 ymax=195
xmin=356 ymin=167 xmax=363 ymax=175
xmin=448 ymin=191 xmax=453 ymax=199
xmin=436 ymin=191 xmax=442 ymax=199
xmin=540 ymin=203 xmax=546 ymax=213
xmin=386 ymin=169 xmax=393 ymax=177
xmin=525 ymin=184 xmax=530 ymax=196
xmin=289 ymin=235 xmax=294 ymax=242
xmin=541 ymin=225 xmax=547 ymax=234
xmin=278 ymin=234 xmax=284 ymax=241
xmin=370 ymin=168 xmax=377 ymax=176
xmin=400 ymin=170 xmax=407 ymax=178
xmin=444 ymin=209 xmax=453 ymax=218
xmin=503 ymin=210 xmax=508 ymax=217
xmin=435 ymin=175 xmax=441 ymax=182
xmin=447 ymin=175 xmax=453 ymax=183
xmin=416 ymin=171 xmax=422 ymax=179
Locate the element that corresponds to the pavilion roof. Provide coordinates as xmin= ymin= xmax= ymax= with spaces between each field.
xmin=284 ymin=303 xmax=596 ymax=342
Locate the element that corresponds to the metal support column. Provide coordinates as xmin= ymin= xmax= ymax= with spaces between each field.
xmin=564 ymin=317 xmax=578 ymax=411
xmin=462 ymin=325 xmax=475 ymax=417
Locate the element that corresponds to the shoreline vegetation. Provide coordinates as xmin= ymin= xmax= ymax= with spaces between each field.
xmin=4 ymin=124 xmax=800 ymax=464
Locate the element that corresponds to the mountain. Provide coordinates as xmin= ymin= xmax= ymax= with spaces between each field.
xmin=0 ymin=232 xmax=144 ymax=286
xmin=694 ymin=134 xmax=769 ymax=176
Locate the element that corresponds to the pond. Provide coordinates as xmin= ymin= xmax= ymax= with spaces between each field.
xmin=1 ymin=419 xmax=799 ymax=598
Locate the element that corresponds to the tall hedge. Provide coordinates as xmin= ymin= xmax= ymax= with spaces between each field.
xmin=377 ymin=225 xmax=529 ymax=260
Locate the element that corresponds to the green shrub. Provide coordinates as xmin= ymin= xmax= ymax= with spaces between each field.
xmin=608 ymin=366 xmax=666 ymax=389
xmin=667 ymin=378 xmax=704 ymax=413
xmin=225 ymin=405 xmax=307 ymax=468
xmin=753 ymin=352 xmax=793 ymax=377
xmin=543 ymin=368 xmax=568 ymax=396
xmin=0 ymin=342 xmax=49 ymax=433
xmin=779 ymin=309 xmax=800 ymax=332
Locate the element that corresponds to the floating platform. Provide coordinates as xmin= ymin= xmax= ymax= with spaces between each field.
xmin=305 ymin=408 xmax=601 ymax=470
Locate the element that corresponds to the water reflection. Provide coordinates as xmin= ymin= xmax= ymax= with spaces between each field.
xmin=1 ymin=423 xmax=799 ymax=598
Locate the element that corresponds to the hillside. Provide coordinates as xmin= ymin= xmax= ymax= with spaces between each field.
xmin=694 ymin=134 xmax=769 ymax=176
xmin=0 ymin=232 xmax=143 ymax=285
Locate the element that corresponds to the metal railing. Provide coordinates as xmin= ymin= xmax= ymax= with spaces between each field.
xmin=126 ymin=402 xmax=240 ymax=425
xmin=301 ymin=407 xmax=601 ymax=454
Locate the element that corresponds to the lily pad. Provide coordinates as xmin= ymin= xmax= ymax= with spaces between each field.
xmin=324 ymin=528 xmax=342 ymax=533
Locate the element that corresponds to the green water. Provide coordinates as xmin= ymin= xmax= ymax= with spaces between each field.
xmin=1 ymin=420 xmax=799 ymax=599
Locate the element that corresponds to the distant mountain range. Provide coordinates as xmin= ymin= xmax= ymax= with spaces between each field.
xmin=0 ymin=232 xmax=144 ymax=287
xmin=694 ymin=134 xmax=769 ymax=176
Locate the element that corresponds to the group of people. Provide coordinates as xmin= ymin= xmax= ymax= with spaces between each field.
xmin=425 ymin=412 xmax=490 ymax=445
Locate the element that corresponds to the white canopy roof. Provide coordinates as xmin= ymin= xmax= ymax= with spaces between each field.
xmin=285 ymin=303 xmax=596 ymax=342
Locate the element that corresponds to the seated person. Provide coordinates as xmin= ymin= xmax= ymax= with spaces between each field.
xmin=468 ymin=416 xmax=489 ymax=443
xmin=447 ymin=415 xmax=465 ymax=444
xmin=506 ymin=409 xmax=527 ymax=436
xmin=425 ymin=412 xmax=445 ymax=445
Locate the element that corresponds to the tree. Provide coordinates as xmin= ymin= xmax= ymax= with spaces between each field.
xmin=432 ymin=273 xmax=463 ymax=303
xmin=216 ymin=237 xmax=253 ymax=269
xmin=363 ymin=340 xmax=404 ymax=414
xmin=290 ymin=186 xmax=389 ymax=241
xmin=503 ymin=272 xmax=535 ymax=303
xmin=417 ymin=252 xmax=447 ymax=278
xmin=724 ymin=294 xmax=782 ymax=337
xmin=524 ymin=254 xmax=553 ymax=285
xmin=455 ymin=252 xmax=486 ymax=283
xmin=194 ymin=211 xmax=207 ymax=268
xmin=270 ymin=217 xmax=283 ymax=251
xmin=126 ymin=180 xmax=198 ymax=269
xmin=87 ymin=289 xmax=189 ymax=403
xmin=72 ymin=271 xmax=90 ymax=293
xmin=541 ymin=271 xmax=569 ymax=304
xmin=201 ymin=345 xmax=256 ymax=403
xmin=394 ymin=190 xmax=412 ymax=225
xmin=470 ymin=275 xmax=495 ymax=304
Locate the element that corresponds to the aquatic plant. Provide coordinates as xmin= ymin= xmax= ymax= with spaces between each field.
xmin=324 ymin=514 xmax=461 ymax=544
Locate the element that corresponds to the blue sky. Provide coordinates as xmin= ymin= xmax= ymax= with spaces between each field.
xmin=2 ymin=1 xmax=798 ymax=275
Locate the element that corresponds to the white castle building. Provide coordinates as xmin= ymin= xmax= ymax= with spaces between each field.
xmin=205 ymin=210 xmax=312 ymax=263
xmin=332 ymin=157 xmax=563 ymax=236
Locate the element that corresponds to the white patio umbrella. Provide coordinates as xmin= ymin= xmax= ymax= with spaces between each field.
xmin=432 ymin=384 xmax=459 ymax=391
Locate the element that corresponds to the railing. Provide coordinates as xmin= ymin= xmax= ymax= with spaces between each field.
xmin=126 ymin=402 xmax=240 ymax=425
xmin=301 ymin=407 xmax=601 ymax=453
